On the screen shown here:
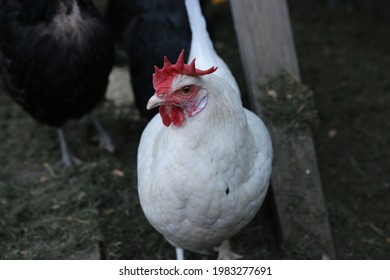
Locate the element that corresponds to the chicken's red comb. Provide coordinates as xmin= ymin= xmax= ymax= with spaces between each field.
xmin=153 ymin=50 xmax=217 ymax=94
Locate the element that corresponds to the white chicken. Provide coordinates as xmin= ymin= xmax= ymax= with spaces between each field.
xmin=137 ymin=50 xmax=273 ymax=259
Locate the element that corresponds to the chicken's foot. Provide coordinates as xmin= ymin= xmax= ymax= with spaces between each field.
xmin=214 ymin=240 xmax=242 ymax=260
xmin=57 ymin=128 xmax=82 ymax=168
xmin=88 ymin=113 xmax=115 ymax=153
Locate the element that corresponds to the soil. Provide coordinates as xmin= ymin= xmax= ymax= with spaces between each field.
xmin=289 ymin=0 xmax=390 ymax=259
xmin=0 ymin=0 xmax=389 ymax=259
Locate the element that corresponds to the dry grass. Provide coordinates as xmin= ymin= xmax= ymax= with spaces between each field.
xmin=261 ymin=70 xmax=318 ymax=132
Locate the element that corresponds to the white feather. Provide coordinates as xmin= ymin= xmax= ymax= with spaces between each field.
xmin=184 ymin=0 xmax=240 ymax=96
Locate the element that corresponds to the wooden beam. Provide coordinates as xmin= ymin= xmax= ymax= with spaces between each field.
xmin=230 ymin=0 xmax=335 ymax=259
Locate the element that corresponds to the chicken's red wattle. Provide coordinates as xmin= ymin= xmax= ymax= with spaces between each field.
xmin=159 ymin=105 xmax=184 ymax=127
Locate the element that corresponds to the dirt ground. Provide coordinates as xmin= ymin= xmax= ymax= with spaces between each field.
xmin=0 ymin=0 xmax=389 ymax=259
xmin=289 ymin=0 xmax=390 ymax=259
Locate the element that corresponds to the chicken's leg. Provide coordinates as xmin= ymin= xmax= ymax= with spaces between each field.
xmin=88 ymin=113 xmax=115 ymax=153
xmin=175 ymin=247 xmax=184 ymax=260
xmin=57 ymin=128 xmax=81 ymax=168
xmin=214 ymin=240 xmax=242 ymax=260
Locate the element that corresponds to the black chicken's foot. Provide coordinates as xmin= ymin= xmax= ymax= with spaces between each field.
xmin=56 ymin=128 xmax=82 ymax=168
xmin=88 ymin=113 xmax=115 ymax=153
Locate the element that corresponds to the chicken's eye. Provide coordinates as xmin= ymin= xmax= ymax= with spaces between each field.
xmin=182 ymin=86 xmax=191 ymax=95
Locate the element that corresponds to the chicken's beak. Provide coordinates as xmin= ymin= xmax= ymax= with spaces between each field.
xmin=146 ymin=94 xmax=166 ymax=110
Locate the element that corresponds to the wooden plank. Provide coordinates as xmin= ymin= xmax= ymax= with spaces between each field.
xmin=230 ymin=0 xmax=336 ymax=259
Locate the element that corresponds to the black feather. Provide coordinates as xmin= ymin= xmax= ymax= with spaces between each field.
xmin=0 ymin=0 xmax=114 ymax=127
xmin=116 ymin=0 xmax=192 ymax=119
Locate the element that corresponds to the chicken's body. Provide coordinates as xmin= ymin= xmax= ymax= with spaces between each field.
xmin=0 ymin=0 xmax=115 ymax=167
xmin=137 ymin=52 xmax=272 ymax=258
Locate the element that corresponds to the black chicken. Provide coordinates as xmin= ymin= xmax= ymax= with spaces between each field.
xmin=104 ymin=0 xmax=137 ymax=43
xmin=0 ymin=0 xmax=115 ymax=167
xmin=120 ymin=0 xmax=192 ymax=119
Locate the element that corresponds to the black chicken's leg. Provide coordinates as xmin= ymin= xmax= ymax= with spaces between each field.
xmin=56 ymin=128 xmax=81 ymax=168
xmin=88 ymin=113 xmax=115 ymax=153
